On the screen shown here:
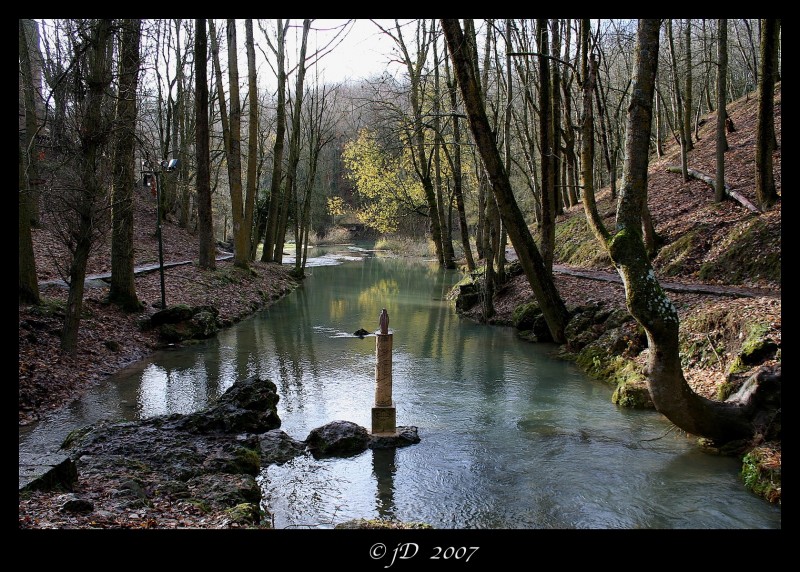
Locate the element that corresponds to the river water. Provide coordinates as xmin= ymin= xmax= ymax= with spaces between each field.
xmin=19 ymin=246 xmax=781 ymax=529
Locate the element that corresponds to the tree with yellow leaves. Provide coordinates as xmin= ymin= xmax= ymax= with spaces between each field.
xmin=342 ymin=128 xmax=427 ymax=234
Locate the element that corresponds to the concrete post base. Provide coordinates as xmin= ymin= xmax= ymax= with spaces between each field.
xmin=371 ymin=405 xmax=396 ymax=435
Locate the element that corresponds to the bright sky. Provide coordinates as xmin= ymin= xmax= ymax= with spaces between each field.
xmin=309 ymin=19 xmax=399 ymax=83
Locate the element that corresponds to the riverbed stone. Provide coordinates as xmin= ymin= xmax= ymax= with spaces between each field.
xmin=150 ymin=304 xmax=222 ymax=343
xmin=369 ymin=426 xmax=421 ymax=449
xmin=258 ymin=429 xmax=307 ymax=465
xmin=305 ymin=420 xmax=371 ymax=457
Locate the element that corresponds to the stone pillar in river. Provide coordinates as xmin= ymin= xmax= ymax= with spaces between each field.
xmin=372 ymin=308 xmax=396 ymax=435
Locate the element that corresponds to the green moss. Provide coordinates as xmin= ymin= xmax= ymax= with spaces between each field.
xmin=225 ymin=502 xmax=261 ymax=525
xmin=186 ymin=499 xmax=211 ymax=513
xmin=233 ymin=446 xmax=261 ymax=474
xmin=28 ymin=297 xmax=66 ymax=318
xmin=552 ymin=215 xmax=612 ymax=267
xmin=511 ymin=301 xmax=540 ymax=330
xmin=656 ymin=226 xmax=707 ymax=276
xmin=716 ymin=381 xmax=736 ymax=401
xmin=612 ymin=379 xmax=653 ymax=409
xmin=575 ymin=345 xmax=643 ymax=385
xmin=741 ymin=449 xmax=781 ymax=503
xmin=698 ymin=217 xmax=781 ymax=284
xmin=740 ymin=323 xmax=778 ymax=364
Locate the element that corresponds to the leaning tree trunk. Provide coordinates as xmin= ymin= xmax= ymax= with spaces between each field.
xmin=442 ymin=18 xmax=569 ymax=343
xmin=605 ymin=19 xmax=755 ymax=441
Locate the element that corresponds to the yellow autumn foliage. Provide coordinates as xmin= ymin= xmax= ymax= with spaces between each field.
xmin=342 ymin=128 xmax=426 ymax=233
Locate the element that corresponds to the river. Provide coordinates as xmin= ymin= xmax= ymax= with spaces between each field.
xmin=18 ymin=245 xmax=781 ymax=529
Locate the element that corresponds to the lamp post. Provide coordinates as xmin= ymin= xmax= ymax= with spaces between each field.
xmin=141 ymin=157 xmax=180 ymax=309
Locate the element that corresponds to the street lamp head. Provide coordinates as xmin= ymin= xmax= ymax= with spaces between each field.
xmin=163 ymin=158 xmax=180 ymax=172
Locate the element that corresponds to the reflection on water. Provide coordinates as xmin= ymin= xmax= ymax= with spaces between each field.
xmin=19 ymin=246 xmax=781 ymax=529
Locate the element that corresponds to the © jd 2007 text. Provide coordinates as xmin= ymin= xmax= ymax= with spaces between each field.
xmin=370 ymin=543 xmax=479 ymax=568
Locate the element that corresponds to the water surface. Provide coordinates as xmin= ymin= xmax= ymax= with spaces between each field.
xmin=19 ymin=246 xmax=781 ymax=529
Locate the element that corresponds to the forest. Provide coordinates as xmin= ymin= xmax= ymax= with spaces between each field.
xmin=19 ymin=19 xmax=780 ymax=529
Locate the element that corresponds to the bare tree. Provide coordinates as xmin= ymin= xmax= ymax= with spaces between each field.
xmin=755 ymin=18 xmax=779 ymax=211
xmin=243 ymin=19 xmax=258 ymax=260
xmin=293 ymin=80 xmax=337 ymax=277
xmin=442 ymin=37 xmax=475 ymax=271
xmin=538 ymin=18 xmax=556 ymax=272
xmin=373 ymin=19 xmax=453 ymax=268
xmin=19 ymin=19 xmax=43 ymax=228
xmin=209 ymin=19 xmax=250 ymax=268
xmin=442 ymin=18 xmax=569 ymax=343
xmin=195 ymin=18 xmax=216 ymax=270
xmin=60 ymin=19 xmax=115 ymax=353
xmin=715 ymin=19 xmax=728 ymax=202
xmin=432 ymin=24 xmax=456 ymax=269
xmin=18 ymin=20 xmax=41 ymax=304
xmin=109 ymin=18 xmax=143 ymax=312
xmin=582 ymin=19 xmax=770 ymax=442
xmin=274 ymin=19 xmax=311 ymax=264
xmin=683 ymin=19 xmax=694 ymax=152
xmin=666 ymin=19 xmax=689 ymax=181
xmin=258 ymin=19 xmax=289 ymax=262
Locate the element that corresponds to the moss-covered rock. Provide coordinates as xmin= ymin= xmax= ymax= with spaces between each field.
xmin=741 ymin=447 xmax=781 ymax=504
xmin=225 ymin=502 xmax=262 ymax=525
xmin=511 ymin=301 xmax=540 ymax=330
xmin=612 ymin=378 xmax=654 ymax=409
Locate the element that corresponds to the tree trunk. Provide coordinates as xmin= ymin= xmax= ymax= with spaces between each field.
xmin=444 ymin=40 xmax=475 ymax=272
xmin=433 ymin=28 xmax=456 ymax=269
xmin=244 ymin=19 xmax=259 ymax=261
xmin=273 ymin=19 xmax=310 ymax=265
xmin=666 ymin=165 xmax=760 ymax=212
xmin=393 ymin=19 xmax=446 ymax=268
xmin=538 ymin=19 xmax=556 ymax=273
xmin=683 ymin=19 xmax=694 ymax=152
xmin=225 ymin=20 xmax=248 ymax=268
xmin=667 ymin=19 xmax=689 ymax=182
xmin=755 ymin=18 xmax=778 ymax=210
xmin=195 ymin=19 xmax=216 ymax=270
xmin=18 ymin=21 xmax=40 ymax=304
xmin=18 ymin=137 xmax=39 ymax=305
xmin=592 ymin=57 xmax=619 ymax=199
xmin=606 ymin=19 xmax=756 ymax=442
xmin=715 ymin=19 xmax=728 ymax=202
xmin=109 ymin=18 xmax=142 ymax=311
xmin=261 ymin=19 xmax=288 ymax=262
xmin=560 ymin=26 xmax=579 ymax=208
xmin=442 ymin=18 xmax=569 ymax=343
xmin=19 ymin=19 xmax=42 ymax=228
xmin=62 ymin=19 xmax=114 ymax=354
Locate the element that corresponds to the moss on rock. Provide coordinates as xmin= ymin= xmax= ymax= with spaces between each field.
xmin=741 ymin=447 xmax=781 ymax=504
